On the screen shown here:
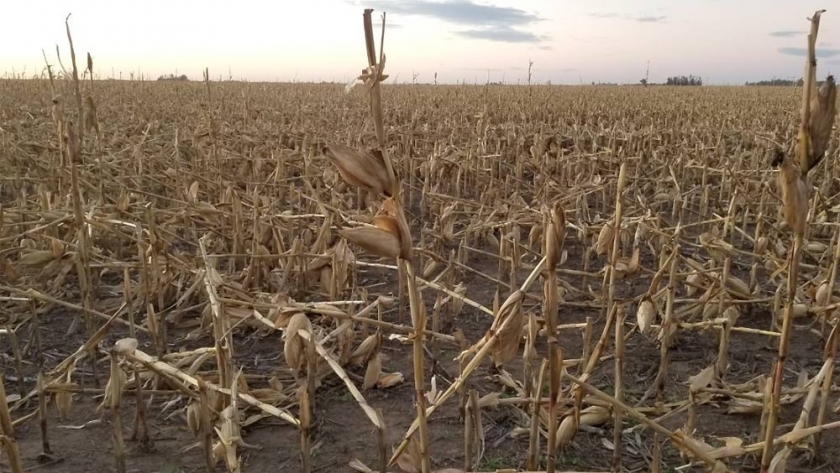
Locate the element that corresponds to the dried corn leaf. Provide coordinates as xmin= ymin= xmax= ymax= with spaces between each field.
xmin=727 ymin=398 xmax=763 ymax=415
xmin=688 ymin=366 xmax=715 ymax=392
xmin=54 ymin=391 xmax=73 ymax=420
xmin=395 ymin=432 xmax=423 ymax=473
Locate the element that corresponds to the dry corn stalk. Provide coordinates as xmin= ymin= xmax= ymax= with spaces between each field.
xmin=795 ymin=10 xmax=836 ymax=176
xmin=763 ymin=11 xmax=827 ymax=470
xmin=108 ymin=348 xmax=127 ymax=473
xmin=0 ymin=372 xmax=24 ymax=473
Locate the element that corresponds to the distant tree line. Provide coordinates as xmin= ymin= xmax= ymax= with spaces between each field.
xmin=744 ymin=78 xmax=803 ymax=86
xmin=157 ymin=73 xmax=189 ymax=82
xmin=743 ymin=77 xmax=836 ymax=86
xmin=665 ymin=75 xmax=703 ymax=86
xmin=635 ymin=75 xmax=703 ymax=86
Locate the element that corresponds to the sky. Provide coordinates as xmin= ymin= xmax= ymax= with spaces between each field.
xmin=1 ymin=0 xmax=838 ymax=85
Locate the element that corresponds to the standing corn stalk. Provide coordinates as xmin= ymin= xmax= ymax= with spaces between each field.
xmin=0 ymin=371 xmax=23 ymax=473
xmin=761 ymin=9 xmax=837 ymax=471
xmin=543 ymin=202 xmax=565 ymax=472
xmin=323 ymin=9 xmax=431 ymax=472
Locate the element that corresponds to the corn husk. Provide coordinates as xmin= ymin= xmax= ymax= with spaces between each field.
xmin=545 ymin=201 xmax=566 ymax=268
xmin=529 ymin=224 xmax=543 ymax=250
xmin=340 ymin=225 xmax=401 ymax=260
xmin=773 ymin=149 xmax=809 ymax=234
xmin=688 ymin=366 xmax=715 ymax=392
xmin=686 ymin=272 xmax=702 ymax=296
xmin=363 ymin=354 xmax=382 ymax=390
xmin=186 ymin=400 xmax=201 ymax=434
xmin=376 ymin=372 xmax=405 ymax=389
xmin=350 ymin=332 xmax=382 ymax=366
xmin=18 ymin=250 xmax=56 ymax=267
xmin=815 ymin=281 xmax=831 ymax=306
xmin=799 ymin=75 xmax=837 ymax=173
xmin=595 ymin=220 xmax=614 ymax=255
xmin=726 ymin=276 xmax=752 ymax=300
xmin=284 ymin=313 xmax=312 ymax=375
xmin=637 ymin=298 xmax=657 ymax=333
xmin=113 ymin=338 xmax=138 ymax=355
xmin=55 ymin=390 xmax=73 ymax=420
xmin=728 ymin=398 xmax=763 ymax=415
xmin=555 ymin=406 xmax=610 ymax=449
xmin=756 ymin=236 xmax=769 ymax=254
xmin=440 ymin=203 xmax=456 ymax=242
xmin=84 ymin=95 xmax=100 ymax=135
xmin=489 ymin=292 xmax=525 ymax=368
xmin=323 ymin=143 xmax=392 ymax=196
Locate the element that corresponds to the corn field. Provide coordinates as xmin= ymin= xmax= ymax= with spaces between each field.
xmin=0 ymin=9 xmax=839 ymax=473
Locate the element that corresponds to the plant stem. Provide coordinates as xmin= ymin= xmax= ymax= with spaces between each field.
xmin=404 ymin=260 xmax=431 ymax=473
xmin=760 ymin=232 xmax=802 ymax=469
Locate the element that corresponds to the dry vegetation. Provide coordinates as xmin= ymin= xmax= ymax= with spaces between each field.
xmin=1 ymin=9 xmax=840 ymax=473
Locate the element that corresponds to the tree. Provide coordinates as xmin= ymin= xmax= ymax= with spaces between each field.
xmin=157 ymin=73 xmax=189 ymax=82
xmin=745 ymin=78 xmax=804 ymax=86
xmin=666 ymin=75 xmax=702 ymax=86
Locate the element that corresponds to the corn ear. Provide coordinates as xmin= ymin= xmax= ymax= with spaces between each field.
xmin=323 ymin=143 xmax=393 ymax=196
xmin=284 ymin=313 xmax=312 ymax=375
xmin=363 ymin=354 xmax=382 ymax=390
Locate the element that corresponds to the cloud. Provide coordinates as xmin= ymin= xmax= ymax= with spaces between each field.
xmin=590 ymin=11 xmax=667 ymax=23
xmin=454 ymin=26 xmax=544 ymax=43
xmin=636 ymin=15 xmax=667 ymax=23
xmin=359 ymin=0 xmax=547 ymax=44
xmin=363 ymin=0 xmax=542 ymax=27
xmin=769 ymin=30 xmax=803 ymax=38
xmin=778 ymin=47 xmax=840 ymax=58
xmin=590 ymin=12 xmax=620 ymax=19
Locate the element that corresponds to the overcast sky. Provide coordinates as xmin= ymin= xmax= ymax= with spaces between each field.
xmin=1 ymin=0 xmax=838 ymax=85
